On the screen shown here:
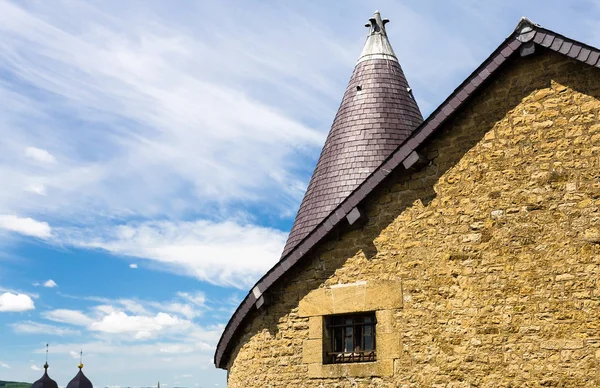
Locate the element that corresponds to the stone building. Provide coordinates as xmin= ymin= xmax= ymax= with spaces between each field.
xmin=215 ymin=11 xmax=600 ymax=387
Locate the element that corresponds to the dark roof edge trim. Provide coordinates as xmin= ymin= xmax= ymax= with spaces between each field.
xmin=215 ymin=20 xmax=600 ymax=369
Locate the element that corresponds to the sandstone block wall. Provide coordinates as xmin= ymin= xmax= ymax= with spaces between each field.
xmin=226 ymin=49 xmax=600 ymax=387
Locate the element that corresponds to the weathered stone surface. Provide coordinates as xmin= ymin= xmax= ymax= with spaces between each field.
xmin=308 ymin=316 xmax=322 ymax=340
xmin=226 ymin=51 xmax=600 ymax=387
xmin=302 ymin=339 xmax=322 ymax=364
xmin=298 ymin=280 xmax=402 ymax=317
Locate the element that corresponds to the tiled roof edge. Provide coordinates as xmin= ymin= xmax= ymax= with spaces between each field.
xmin=214 ymin=19 xmax=600 ymax=369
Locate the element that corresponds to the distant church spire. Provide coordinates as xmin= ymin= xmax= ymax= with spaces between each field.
xmin=66 ymin=349 xmax=94 ymax=388
xmin=32 ymin=344 xmax=58 ymax=388
xmin=44 ymin=343 xmax=49 ymax=371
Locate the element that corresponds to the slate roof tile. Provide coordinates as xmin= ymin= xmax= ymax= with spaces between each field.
xmin=280 ymin=55 xmax=423 ymax=257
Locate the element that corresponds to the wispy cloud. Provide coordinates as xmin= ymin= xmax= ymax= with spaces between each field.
xmin=45 ymin=291 xmax=210 ymax=339
xmin=21 ymin=291 xmax=223 ymax=382
xmin=42 ymin=307 xmax=196 ymax=341
xmin=56 ymin=220 xmax=287 ymax=288
xmin=0 ymin=215 xmax=51 ymax=238
xmin=0 ymin=0 xmax=341 ymax=295
xmin=25 ymin=182 xmax=47 ymax=196
xmin=0 ymin=286 xmax=38 ymax=299
xmin=43 ymin=309 xmax=94 ymax=326
xmin=0 ymin=0 xmax=333 ymax=226
xmin=11 ymin=321 xmax=80 ymax=336
xmin=25 ymin=147 xmax=57 ymax=164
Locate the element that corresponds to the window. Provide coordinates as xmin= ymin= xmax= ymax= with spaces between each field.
xmin=324 ymin=312 xmax=376 ymax=364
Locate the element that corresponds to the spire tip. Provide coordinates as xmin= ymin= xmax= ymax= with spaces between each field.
xmin=44 ymin=343 xmax=49 ymax=371
xmin=358 ymin=10 xmax=397 ymax=64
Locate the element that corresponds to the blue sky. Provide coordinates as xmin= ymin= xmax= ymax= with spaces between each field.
xmin=1 ymin=0 xmax=599 ymax=386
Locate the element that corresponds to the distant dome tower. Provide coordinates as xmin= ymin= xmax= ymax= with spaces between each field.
xmin=66 ymin=351 xmax=93 ymax=388
xmin=32 ymin=345 xmax=58 ymax=388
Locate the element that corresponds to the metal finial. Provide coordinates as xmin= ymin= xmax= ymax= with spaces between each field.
xmin=365 ymin=10 xmax=389 ymax=35
xmin=357 ymin=10 xmax=398 ymax=64
xmin=44 ymin=344 xmax=49 ymax=371
xmin=78 ymin=349 xmax=84 ymax=369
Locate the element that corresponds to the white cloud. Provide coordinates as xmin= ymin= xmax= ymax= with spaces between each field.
xmin=43 ymin=309 xmax=94 ymax=326
xmin=11 ymin=321 xmax=80 ymax=336
xmin=160 ymin=344 xmax=193 ymax=354
xmin=43 ymin=279 xmax=58 ymax=288
xmin=154 ymin=303 xmax=196 ymax=320
xmin=44 ymin=291 xmax=210 ymax=341
xmin=0 ymin=292 xmax=35 ymax=312
xmin=61 ymin=291 xmax=206 ymax=320
xmin=58 ymin=220 xmax=287 ymax=288
xmin=31 ymin=364 xmax=42 ymax=371
xmin=176 ymin=291 xmax=205 ymax=307
xmin=0 ymin=361 xmax=10 ymax=369
xmin=0 ymin=214 xmax=52 ymax=238
xmin=0 ymin=286 xmax=38 ymax=299
xmin=37 ymin=335 xmax=220 ymax=358
xmin=26 ymin=182 xmax=47 ymax=196
xmin=25 ymin=146 xmax=57 ymax=164
xmin=129 ymin=263 xmax=138 ymax=269
xmin=89 ymin=311 xmax=191 ymax=338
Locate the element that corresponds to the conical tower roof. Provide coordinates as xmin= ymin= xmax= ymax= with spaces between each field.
xmin=282 ymin=11 xmax=423 ymax=257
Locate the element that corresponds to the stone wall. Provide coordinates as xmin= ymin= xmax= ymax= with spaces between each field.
xmin=225 ymin=49 xmax=600 ymax=387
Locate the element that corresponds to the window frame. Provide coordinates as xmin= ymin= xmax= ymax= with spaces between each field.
xmin=324 ymin=312 xmax=377 ymax=364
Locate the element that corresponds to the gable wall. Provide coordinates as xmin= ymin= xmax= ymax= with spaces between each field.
xmin=226 ymin=49 xmax=600 ymax=387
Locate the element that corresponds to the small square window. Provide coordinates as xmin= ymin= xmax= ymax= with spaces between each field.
xmin=324 ymin=312 xmax=377 ymax=364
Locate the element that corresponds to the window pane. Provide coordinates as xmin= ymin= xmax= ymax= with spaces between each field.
xmin=355 ymin=325 xmax=363 ymax=351
xmin=344 ymin=326 xmax=353 ymax=352
xmin=364 ymin=325 xmax=372 ymax=351
xmin=334 ymin=328 xmax=343 ymax=352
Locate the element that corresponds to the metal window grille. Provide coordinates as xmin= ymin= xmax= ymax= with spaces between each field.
xmin=325 ymin=312 xmax=376 ymax=364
